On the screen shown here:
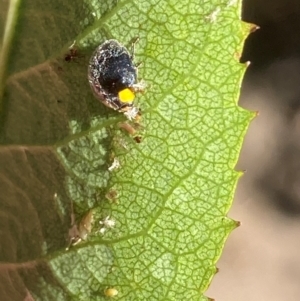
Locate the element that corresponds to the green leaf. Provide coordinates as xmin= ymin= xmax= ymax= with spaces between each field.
xmin=0 ymin=0 xmax=253 ymax=301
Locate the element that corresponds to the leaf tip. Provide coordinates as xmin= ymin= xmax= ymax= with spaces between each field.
xmin=235 ymin=220 xmax=242 ymax=228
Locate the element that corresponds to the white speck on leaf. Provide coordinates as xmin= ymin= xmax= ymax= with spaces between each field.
xmin=108 ymin=158 xmax=120 ymax=172
xmin=206 ymin=7 xmax=221 ymax=23
xmin=99 ymin=216 xmax=116 ymax=234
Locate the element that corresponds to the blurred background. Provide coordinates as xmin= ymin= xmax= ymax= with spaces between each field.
xmin=207 ymin=0 xmax=300 ymax=300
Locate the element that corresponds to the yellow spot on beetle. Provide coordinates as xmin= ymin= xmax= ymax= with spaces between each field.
xmin=118 ymin=88 xmax=135 ymax=103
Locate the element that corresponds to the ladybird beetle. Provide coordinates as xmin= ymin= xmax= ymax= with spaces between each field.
xmin=88 ymin=39 xmax=145 ymax=120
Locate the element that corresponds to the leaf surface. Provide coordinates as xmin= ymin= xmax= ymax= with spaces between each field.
xmin=0 ymin=0 xmax=252 ymax=300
